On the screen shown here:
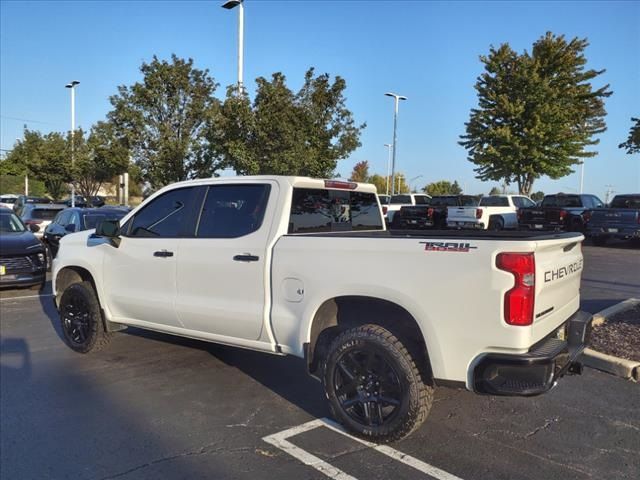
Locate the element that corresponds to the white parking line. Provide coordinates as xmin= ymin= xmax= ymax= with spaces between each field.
xmin=0 ymin=293 xmax=53 ymax=302
xmin=263 ymin=418 xmax=464 ymax=480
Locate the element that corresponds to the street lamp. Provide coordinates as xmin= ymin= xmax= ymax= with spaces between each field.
xmin=409 ymin=175 xmax=423 ymax=193
xmin=384 ymin=143 xmax=392 ymax=196
xmin=579 ymin=160 xmax=585 ymax=194
xmin=384 ymin=92 xmax=407 ymax=195
xmin=65 ymin=80 xmax=80 ymax=207
xmin=222 ymin=0 xmax=244 ymax=94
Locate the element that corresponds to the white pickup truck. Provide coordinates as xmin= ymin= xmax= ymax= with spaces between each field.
xmin=385 ymin=193 xmax=431 ymax=225
xmin=447 ymin=194 xmax=537 ymax=230
xmin=52 ymin=177 xmax=591 ymax=442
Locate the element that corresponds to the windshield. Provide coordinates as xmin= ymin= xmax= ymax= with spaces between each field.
xmin=610 ymin=195 xmax=640 ymax=209
xmin=83 ymin=212 xmax=126 ymax=229
xmin=0 ymin=212 xmax=26 ymax=233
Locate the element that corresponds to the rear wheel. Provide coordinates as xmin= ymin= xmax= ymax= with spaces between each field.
xmin=59 ymin=281 xmax=112 ymax=353
xmin=488 ymin=216 xmax=504 ymax=231
xmin=323 ymin=324 xmax=433 ymax=443
xmin=592 ymin=236 xmax=608 ymax=246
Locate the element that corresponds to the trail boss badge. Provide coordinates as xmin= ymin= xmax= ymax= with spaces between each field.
xmin=420 ymin=241 xmax=478 ymax=252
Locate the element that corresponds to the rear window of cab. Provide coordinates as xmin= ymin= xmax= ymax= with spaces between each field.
xmin=289 ymin=188 xmax=383 ymax=234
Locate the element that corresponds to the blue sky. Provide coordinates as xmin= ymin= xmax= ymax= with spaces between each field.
xmin=1 ymin=0 xmax=638 ymax=198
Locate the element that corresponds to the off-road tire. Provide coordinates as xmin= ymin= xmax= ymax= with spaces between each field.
xmin=488 ymin=216 xmax=504 ymax=231
xmin=322 ymin=324 xmax=433 ymax=443
xmin=59 ymin=281 xmax=112 ymax=354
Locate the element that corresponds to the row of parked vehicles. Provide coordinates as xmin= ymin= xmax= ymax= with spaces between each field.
xmin=381 ymin=192 xmax=640 ymax=246
xmin=0 ymin=194 xmax=128 ymax=289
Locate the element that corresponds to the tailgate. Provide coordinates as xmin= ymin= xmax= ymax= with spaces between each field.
xmin=591 ymin=209 xmax=638 ymax=226
xmin=532 ymin=235 xmax=584 ymax=340
xmin=448 ymin=206 xmax=477 ymax=222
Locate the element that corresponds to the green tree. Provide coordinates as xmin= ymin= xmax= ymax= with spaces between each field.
xmin=107 ymin=54 xmax=220 ymax=189
xmin=72 ymin=123 xmax=130 ymax=198
xmin=530 ymin=191 xmax=545 ymax=202
xmin=619 ymin=117 xmax=639 ymax=154
xmin=460 ymin=33 xmax=612 ymax=195
xmin=349 ymin=160 xmax=369 ymax=182
xmin=6 ymin=129 xmax=71 ymax=199
xmin=488 ymin=186 xmax=502 ymax=195
xmin=366 ymin=173 xmax=389 ymax=194
xmin=214 ymin=68 xmax=364 ymax=177
xmin=423 ymin=180 xmax=463 ymax=196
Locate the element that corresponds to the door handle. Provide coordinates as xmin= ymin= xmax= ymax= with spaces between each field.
xmin=153 ymin=250 xmax=174 ymax=258
xmin=233 ymin=254 xmax=259 ymax=262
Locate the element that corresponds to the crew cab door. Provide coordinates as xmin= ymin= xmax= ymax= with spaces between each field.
xmin=174 ymin=181 xmax=276 ymax=340
xmin=102 ymin=186 xmax=200 ymax=328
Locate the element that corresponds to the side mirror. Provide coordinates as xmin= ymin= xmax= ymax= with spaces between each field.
xmin=29 ymin=223 xmax=40 ymax=233
xmin=65 ymin=223 xmax=77 ymax=233
xmin=96 ymin=219 xmax=121 ymax=238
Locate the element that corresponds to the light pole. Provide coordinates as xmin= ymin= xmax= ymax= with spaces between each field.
xmin=222 ymin=0 xmax=244 ymax=94
xmin=65 ymin=80 xmax=80 ymax=207
xmin=579 ymin=160 xmax=585 ymax=194
xmin=384 ymin=92 xmax=407 ymax=195
xmin=384 ymin=143 xmax=392 ymax=196
xmin=409 ymin=175 xmax=423 ymax=193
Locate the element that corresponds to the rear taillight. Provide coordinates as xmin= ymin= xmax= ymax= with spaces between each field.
xmin=496 ymin=252 xmax=535 ymax=326
xmin=427 ymin=207 xmax=434 ymax=218
xmin=476 ymin=208 xmax=483 ymax=219
xmin=24 ymin=219 xmax=42 ymax=225
xmin=559 ymin=209 xmax=567 ymax=221
xmin=324 ymin=180 xmax=357 ymax=190
xmin=583 ymin=211 xmax=591 ymax=223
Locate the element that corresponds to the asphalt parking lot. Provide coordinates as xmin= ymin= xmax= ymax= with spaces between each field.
xmin=1 ymin=243 xmax=639 ymax=480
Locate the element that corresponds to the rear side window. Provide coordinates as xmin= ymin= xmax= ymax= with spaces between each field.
xmin=196 ymin=184 xmax=271 ymax=238
xmin=33 ymin=208 xmax=63 ymax=220
xmin=479 ymin=196 xmax=509 ymax=207
xmin=128 ymin=187 xmax=196 ymax=237
xmin=289 ymin=188 xmax=383 ymax=234
xmin=414 ymin=195 xmax=430 ymax=205
xmin=610 ymin=195 xmax=640 ymax=208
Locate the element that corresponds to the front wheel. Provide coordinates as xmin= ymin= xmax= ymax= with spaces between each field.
xmin=59 ymin=281 xmax=112 ymax=353
xmin=322 ymin=324 xmax=433 ymax=443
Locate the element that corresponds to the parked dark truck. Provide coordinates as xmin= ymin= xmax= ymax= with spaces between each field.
xmin=586 ymin=194 xmax=640 ymax=246
xmin=518 ymin=193 xmax=604 ymax=232
xmin=391 ymin=195 xmax=478 ymax=229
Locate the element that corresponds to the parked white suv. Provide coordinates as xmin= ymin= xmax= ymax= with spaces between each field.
xmin=448 ymin=195 xmax=536 ymax=230
xmin=52 ymin=177 xmax=591 ymax=442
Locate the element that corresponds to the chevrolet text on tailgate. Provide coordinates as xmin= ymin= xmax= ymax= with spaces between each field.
xmin=52 ymin=176 xmax=592 ymax=443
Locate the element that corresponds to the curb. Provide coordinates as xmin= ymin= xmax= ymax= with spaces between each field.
xmin=583 ymin=298 xmax=640 ymax=382
xmin=591 ymin=298 xmax=640 ymax=327
xmin=581 ymin=348 xmax=640 ymax=382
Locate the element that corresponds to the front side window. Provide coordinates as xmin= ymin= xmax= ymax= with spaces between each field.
xmin=289 ymin=188 xmax=383 ymax=234
xmin=128 ymin=187 xmax=196 ymax=238
xmin=0 ymin=213 xmax=26 ymax=233
xmin=196 ymin=184 xmax=271 ymax=238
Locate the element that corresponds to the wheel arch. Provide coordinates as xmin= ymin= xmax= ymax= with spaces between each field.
xmin=55 ymin=266 xmax=123 ymax=332
xmin=305 ymin=295 xmax=433 ymax=381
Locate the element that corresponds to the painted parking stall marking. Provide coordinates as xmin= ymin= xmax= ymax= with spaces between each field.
xmin=263 ymin=418 xmax=464 ymax=480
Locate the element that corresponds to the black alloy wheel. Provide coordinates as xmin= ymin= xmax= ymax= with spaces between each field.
xmin=59 ymin=281 xmax=112 ymax=353
xmin=323 ymin=324 xmax=433 ymax=443
xmin=333 ymin=347 xmax=403 ymax=427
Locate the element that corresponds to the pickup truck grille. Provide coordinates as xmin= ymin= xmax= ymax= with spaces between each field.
xmin=0 ymin=256 xmax=34 ymax=272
